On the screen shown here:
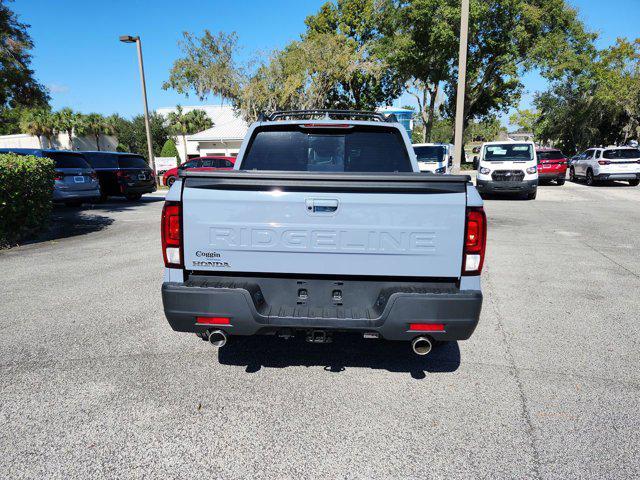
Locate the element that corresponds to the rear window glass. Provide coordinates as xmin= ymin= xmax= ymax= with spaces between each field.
xmin=118 ymin=155 xmax=148 ymax=169
xmin=83 ymin=152 xmax=119 ymax=169
xmin=602 ymin=149 xmax=640 ymax=160
xmin=537 ymin=150 xmax=564 ymax=160
xmin=44 ymin=152 xmax=90 ymax=169
xmin=414 ymin=145 xmax=446 ymax=163
xmin=484 ymin=144 xmax=533 ymax=161
xmin=242 ymin=126 xmax=412 ymax=172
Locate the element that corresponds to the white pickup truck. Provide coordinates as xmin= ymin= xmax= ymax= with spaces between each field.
xmin=161 ymin=110 xmax=486 ymax=355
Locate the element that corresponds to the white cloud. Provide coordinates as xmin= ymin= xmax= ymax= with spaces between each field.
xmin=48 ymin=84 xmax=69 ymax=94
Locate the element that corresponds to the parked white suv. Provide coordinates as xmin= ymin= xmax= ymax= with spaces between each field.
xmin=569 ymin=147 xmax=640 ymax=186
xmin=475 ymin=141 xmax=538 ymax=199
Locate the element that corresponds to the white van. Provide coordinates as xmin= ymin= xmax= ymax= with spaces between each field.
xmin=475 ymin=141 xmax=538 ymax=199
xmin=413 ymin=143 xmax=454 ymax=174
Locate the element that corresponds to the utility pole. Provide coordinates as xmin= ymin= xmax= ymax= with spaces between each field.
xmin=452 ymin=0 xmax=470 ymax=174
xmin=120 ymin=35 xmax=155 ymax=173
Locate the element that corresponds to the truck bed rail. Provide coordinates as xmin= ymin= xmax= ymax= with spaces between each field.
xmin=180 ymin=170 xmax=471 ymax=194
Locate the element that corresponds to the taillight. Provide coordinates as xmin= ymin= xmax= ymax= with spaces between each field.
xmin=598 ymin=160 xmax=611 ymax=165
xmin=54 ymin=171 xmax=64 ymax=181
xmin=196 ymin=316 xmax=231 ymax=325
xmin=463 ymin=207 xmax=487 ymax=275
xmin=161 ymin=201 xmax=182 ymax=268
xmin=116 ymin=170 xmax=129 ymax=180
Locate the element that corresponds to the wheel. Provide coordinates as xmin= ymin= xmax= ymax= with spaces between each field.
xmin=585 ymin=169 xmax=595 ymax=186
xmin=629 ymin=179 xmax=640 ymax=187
xmin=166 ymin=176 xmax=176 ymax=187
xmin=125 ymin=193 xmax=142 ymax=201
xmin=556 ymin=177 xmax=565 ymax=186
xmin=569 ymin=167 xmax=577 ymax=182
xmin=526 ymin=189 xmax=537 ymax=200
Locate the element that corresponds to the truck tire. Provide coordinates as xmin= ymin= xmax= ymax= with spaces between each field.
xmin=556 ymin=177 xmax=565 ymax=186
xmin=629 ymin=179 xmax=640 ymax=187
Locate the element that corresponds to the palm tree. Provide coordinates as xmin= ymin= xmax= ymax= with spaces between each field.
xmin=167 ymin=106 xmax=213 ymax=162
xmin=20 ymin=109 xmax=49 ymax=148
xmin=40 ymin=111 xmax=57 ymax=149
xmin=54 ymin=108 xmax=80 ymax=150
xmin=77 ymin=113 xmax=113 ymax=151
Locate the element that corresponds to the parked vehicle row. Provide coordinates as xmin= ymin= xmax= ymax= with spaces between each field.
xmin=450 ymin=142 xmax=640 ymax=201
xmin=0 ymin=148 xmax=157 ymax=205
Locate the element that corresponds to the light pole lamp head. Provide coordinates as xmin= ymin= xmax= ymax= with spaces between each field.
xmin=119 ymin=35 xmax=139 ymax=43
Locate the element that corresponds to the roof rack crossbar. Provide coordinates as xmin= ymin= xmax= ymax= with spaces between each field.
xmin=265 ymin=109 xmax=396 ymax=123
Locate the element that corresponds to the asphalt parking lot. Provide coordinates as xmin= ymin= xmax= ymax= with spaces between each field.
xmin=1 ymin=180 xmax=639 ymax=479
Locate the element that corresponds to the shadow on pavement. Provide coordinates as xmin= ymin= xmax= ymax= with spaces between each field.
xmin=218 ymin=333 xmax=461 ymax=379
xmin=18 ymin=196 xmax=164 ymax=246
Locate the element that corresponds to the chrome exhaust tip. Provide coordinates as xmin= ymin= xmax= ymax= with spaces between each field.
xmin=208 ymin=330 xmax=227 ymax=348
xmin=411 ymin=336 xmax=433 ymax=356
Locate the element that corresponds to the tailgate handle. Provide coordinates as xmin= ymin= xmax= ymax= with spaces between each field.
xmin=306 ymin=198 xmax=339 ymax=213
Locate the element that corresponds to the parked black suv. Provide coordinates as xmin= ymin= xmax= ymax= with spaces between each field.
xmin=82 ymin=151 xmax=156 ymax=201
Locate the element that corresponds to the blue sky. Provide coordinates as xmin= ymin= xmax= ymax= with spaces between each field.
xmin=12 ymin=0 xmax=640 ymax=124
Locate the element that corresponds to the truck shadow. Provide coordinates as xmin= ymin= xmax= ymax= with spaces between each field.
xmin=217 ymin=334 xmax=461 ymax=379
xmin=15 ymin=196 xmax=164 ymax=247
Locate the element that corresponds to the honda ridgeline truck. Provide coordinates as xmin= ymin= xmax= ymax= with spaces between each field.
xmin=161 ymin=110 xmax=486 ymax=355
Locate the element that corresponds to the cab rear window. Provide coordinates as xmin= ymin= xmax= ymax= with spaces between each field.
xmin=241 ymin=126 xmax=412 ymax=172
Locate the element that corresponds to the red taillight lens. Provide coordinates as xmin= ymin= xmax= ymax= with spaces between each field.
xmin=409 ymin=323 xmax=444 ymax=332
xmin=161 ymin=202 xmax=182 ymax=268
xmin=54 ymin=171 xmax=64 ymax=181
xmin=463 ymin=207 xmax=487 ymax=275
xmin=598 ymin=160 xmax=611 ymax=165
xmin=196 ymin=316 xmax=231 ymax=325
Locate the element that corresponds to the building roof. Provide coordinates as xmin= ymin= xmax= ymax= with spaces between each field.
xmin=156 ymin=105 xmax=249 ymax=142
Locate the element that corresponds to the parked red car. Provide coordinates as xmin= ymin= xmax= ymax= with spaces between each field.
xmin=163 ymin=156 xmax=236 ymax=186
xmin=536 ymin=148 xmax=567 ymax=185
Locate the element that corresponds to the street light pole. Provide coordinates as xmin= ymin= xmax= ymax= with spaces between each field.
xmin=452 ymin=0 xmax=470 ymax=174
xmin=119 ymin=35 xmax=155 ymax=173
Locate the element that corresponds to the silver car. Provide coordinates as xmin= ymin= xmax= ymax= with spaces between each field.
xmin=46 ymin=151 xmax=101 ymax=205
xmin=0 ymin=149 xmax=101 ymax=206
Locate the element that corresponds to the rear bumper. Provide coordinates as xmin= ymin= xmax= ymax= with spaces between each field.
xmin=476 ymin=179 xmax=537 ymax=194
xmin=121 ymin=183 xmax=157 ymax=195
xmin=53 ymin=187 xmax=101 ymax=202
xmin=161 ymin=280 xmax=482 ymax=342
xmin=538 ymin=172 xmax=565 ymax=181
xmin=595 ymin=172 xmax=640 ymax=181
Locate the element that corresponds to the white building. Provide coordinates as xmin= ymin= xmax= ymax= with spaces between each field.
xmin=0 ymin=132 xmax=117 ymax=151
xmin=156 ymin=105 xmax=249 ymax=161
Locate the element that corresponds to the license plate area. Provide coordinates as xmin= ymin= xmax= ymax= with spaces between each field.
xmin=73 ymin=176 xmax=85 ymax=183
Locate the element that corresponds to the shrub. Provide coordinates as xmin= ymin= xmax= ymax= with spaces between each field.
xmin=0 ymin=154 xmax=55 ymax=246
xmin=160 ymin=139 xmax=179 ymax=158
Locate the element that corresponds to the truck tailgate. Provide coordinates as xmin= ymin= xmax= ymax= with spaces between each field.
xmin=181 ymin=172 xmax=469 ymax=278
